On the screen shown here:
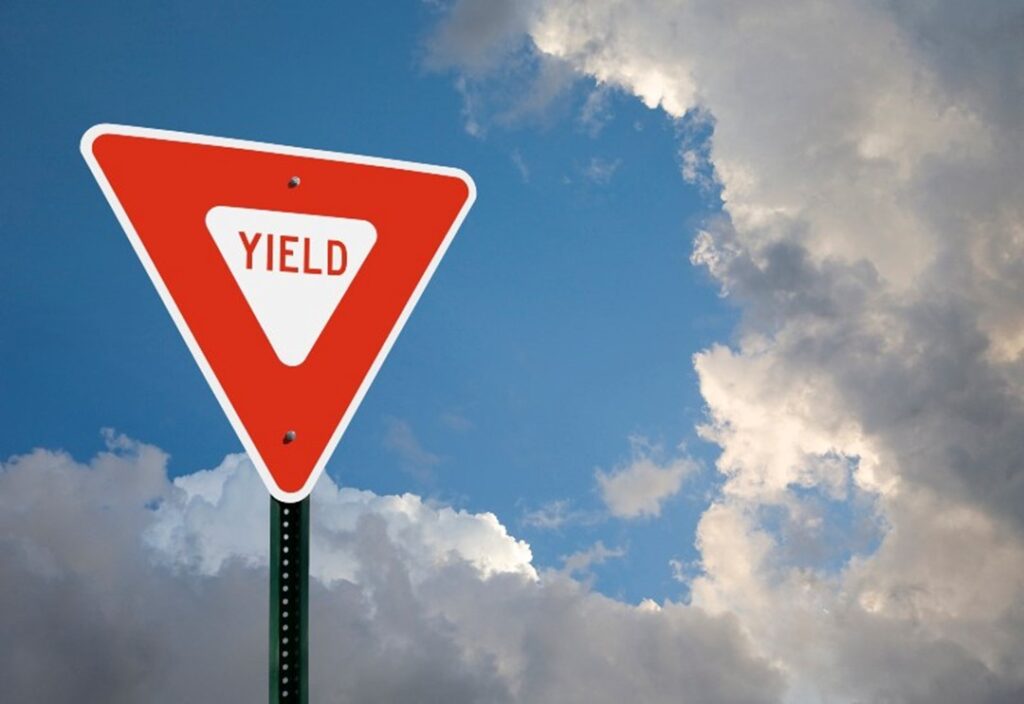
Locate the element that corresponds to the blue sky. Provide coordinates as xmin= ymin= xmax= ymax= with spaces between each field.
xmin=1 ymin=1 xmax=731 ymax=602
xmin=5 ymin=3 xmax=1020 ymax=701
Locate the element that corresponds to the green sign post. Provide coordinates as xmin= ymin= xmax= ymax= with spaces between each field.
xmin=269 ymin=498 xmax=310 ymax=702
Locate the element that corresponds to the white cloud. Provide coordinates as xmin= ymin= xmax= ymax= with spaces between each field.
xmin=440 ymin=410 xmax=474 ymax=432
xmin=578 ymin=84 xmax=613 ymax=136
xmin=510 ymin=148 xmax=530 ymax=182
xmin=0 ymin=436 xmax=783 ymax=703
xmin=521 ymin=498 xmax=572 ymax=529
xmin=383 ymin=416 xmax=441 ymax=481
xmin=521 ymin=498 xmax=601 ymax=530
xmin=146 ymin=450 xmax=535 ymax=584
xmin=559 ymin=540 xmax=626 ymax=579
xmin=581 ymin=155 xmax=621 ymax=184
xmin=596 ymin=438 xmax=697 ymax=518
xmin=432 ymin=0 xmax=1024 ymax=701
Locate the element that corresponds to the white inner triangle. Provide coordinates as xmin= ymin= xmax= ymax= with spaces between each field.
xmin=206 ymin=206 xmax=377 ymax=366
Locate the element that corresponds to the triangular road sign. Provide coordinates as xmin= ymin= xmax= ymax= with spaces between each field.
xmin=81 ymin=124 xmax=475 ymax=502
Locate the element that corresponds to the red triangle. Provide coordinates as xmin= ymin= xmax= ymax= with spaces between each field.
xmin=82 ymin=124 xmax=475 ymax=502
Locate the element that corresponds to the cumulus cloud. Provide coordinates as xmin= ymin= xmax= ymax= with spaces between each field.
xmin=0 ymin=436 xmax=783 ymax=703
xmin=432 ymin=0 xmax=1024 ymax=701
xmin=596 ymin=438 xmax=697 ymax=518
xmin=424 ymin=0 xmax=576 ymax=134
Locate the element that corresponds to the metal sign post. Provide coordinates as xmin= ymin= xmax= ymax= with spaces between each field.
xmin=270 ymin=498 xmax=309 ymax=702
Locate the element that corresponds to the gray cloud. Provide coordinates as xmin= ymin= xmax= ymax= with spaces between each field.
xmin=424 ymin=0 xmax=576 ymax=134
xmin=431 ymin=0 xmax=1024 ymax=701
xmin=0 ymin=436 xmax=783 ymax=703
xmin=423 ymin=0 xmax=535 ymax=76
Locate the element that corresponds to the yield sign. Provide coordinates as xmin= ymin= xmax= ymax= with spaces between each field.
xmin=81 ymin=124 xmax=475 ymax=502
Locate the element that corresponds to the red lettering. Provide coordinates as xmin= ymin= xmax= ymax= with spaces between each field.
xmin=238 ymin=231 xmax=262 ymax=270
xmin=235 ymin=232 xmax=342 ymax=275
xmin=327 ymin=240 xmax=347 ymax=275
xmin=279 ymin=235 xmax=299 ymax=273
xmin=302 ymin=237 xmax=322 ymax=275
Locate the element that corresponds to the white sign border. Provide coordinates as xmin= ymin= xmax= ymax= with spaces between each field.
xmin=81 ymin=123 xmax=477 ymax=503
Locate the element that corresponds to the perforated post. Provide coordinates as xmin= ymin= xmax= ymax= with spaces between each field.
xmin=270 ymin=497 xmax=309 ymax=703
